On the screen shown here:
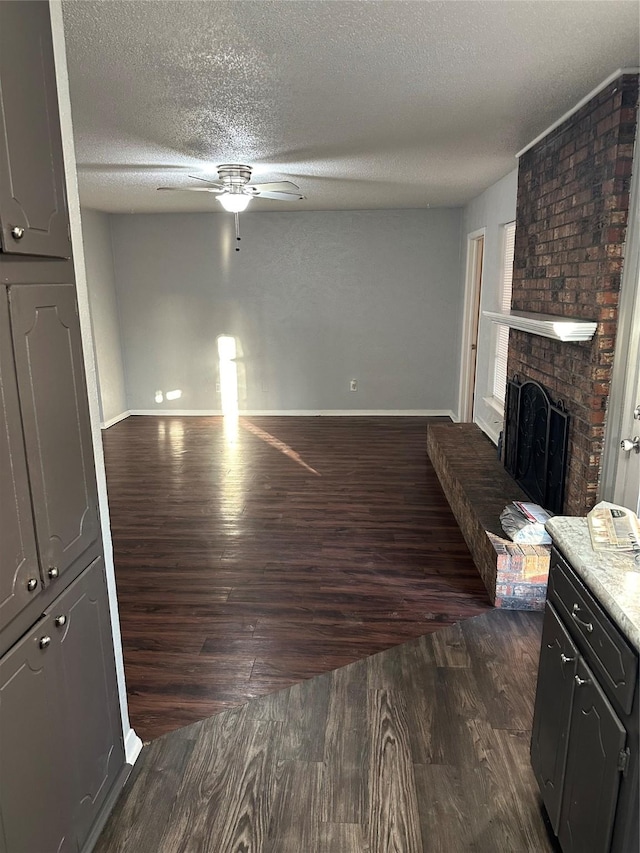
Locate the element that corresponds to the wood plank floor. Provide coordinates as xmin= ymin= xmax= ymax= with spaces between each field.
xmin=95 ymin=610 xmax=559 ymax=853
xmin=103 ymin=416 xmax=492 ymax=740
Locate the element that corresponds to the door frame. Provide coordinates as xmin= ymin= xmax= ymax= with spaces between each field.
xmin=458 ymin=228 xmax=485 ymax=422
xmin=599 ymin=125 xmax=640 ymax=510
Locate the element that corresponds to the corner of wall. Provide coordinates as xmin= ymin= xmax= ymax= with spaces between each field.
xmin=49 ymin=0 xmax=133 ymax=750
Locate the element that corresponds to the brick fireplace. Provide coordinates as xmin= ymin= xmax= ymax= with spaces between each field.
xmin=428 ymin=73 xmax=639 ymax=610
xmin=509 ymin=72 xmax=639 ymax=516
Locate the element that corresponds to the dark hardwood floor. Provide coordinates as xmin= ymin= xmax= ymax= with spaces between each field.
xmin=95 ymin=610 xmax=558 ymax=853
xmin=103 ymin=416 xmax=492 ymax=740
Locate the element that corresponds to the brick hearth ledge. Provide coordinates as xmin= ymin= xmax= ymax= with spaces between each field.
xmin=427 ymin=422 xmax=550 ymax=610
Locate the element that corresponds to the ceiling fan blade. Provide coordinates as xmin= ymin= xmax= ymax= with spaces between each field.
xmin=157 ymin=186 xmax=224 ymax=193
xmin=255 ymin=190 xmax=305 ymax=201
xmin=251 ymin=181 xmax=301 ymax=194
xmin=188 ymin=175 xmax=225 ymax=188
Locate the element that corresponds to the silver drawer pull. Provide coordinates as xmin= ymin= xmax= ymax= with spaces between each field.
xmin=39 ymin=636 xmax=51 ymax=650
xmin=54 ymin=615 xmax=67 ymax=628
xmin=575 ymin=675 xmax=591 ymax=687
xmin=560 ymin=653 xmax=575 ymax=664
xmin=571 ymin=604 xmax=593 ymax=633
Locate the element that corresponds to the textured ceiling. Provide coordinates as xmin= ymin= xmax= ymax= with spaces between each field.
xmin=62 ymin=0 xmax=640 ymax=213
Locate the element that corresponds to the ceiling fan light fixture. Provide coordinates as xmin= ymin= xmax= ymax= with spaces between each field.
xmin=218 ymin=192 xmax=251 ymax=213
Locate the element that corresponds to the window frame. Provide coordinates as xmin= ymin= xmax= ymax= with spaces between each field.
xmin=490 ymin=220 xmax=516 ymax=410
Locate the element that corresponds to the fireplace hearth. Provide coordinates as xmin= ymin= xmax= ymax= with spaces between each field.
xmin=427 ymin=422 xmax=550 ymax=610
xmin=503 ymin=376 xmax=569 ymax=515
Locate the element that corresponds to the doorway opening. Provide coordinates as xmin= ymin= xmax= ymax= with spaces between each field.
xmin=458 ymin=230 xmax=485 ymax=422
xmin=600 ymin=140 xmax=640 ymax=513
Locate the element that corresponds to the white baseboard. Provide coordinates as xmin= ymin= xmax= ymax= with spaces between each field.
xmin=127 ymin=408 xmax=457 ymax=418
xmin=101 ymin=411 xmax=130 ymax=429
xmin=124 ymin=727 xmax=144 ymax=765
xmin=129 ymin=409 xmax=220 ymax=416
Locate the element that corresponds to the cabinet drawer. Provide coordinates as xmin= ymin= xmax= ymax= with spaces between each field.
xmin=549 ymin=549 xmax=638 ymax=715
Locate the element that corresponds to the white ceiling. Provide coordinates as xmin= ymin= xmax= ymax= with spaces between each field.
xmin=61 ymin=0 xmax=640 ymax=214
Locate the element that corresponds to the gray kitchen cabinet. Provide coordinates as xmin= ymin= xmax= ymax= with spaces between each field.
xmin=0 ymin=1 xmax=71 ymax=259
xmin=531 ymin=548 xmax=639 ymax=853
xmin=8 ymin=284 xmax=100 ymax=589
xmin=52 ymin=558 xmax=125 ymax=849
xmin=558 ymin=659 xmax=627 ymax=853
xmin=0 ymin=558 xmax=125 ymax=853
xmin=530 ymin=602 xmax=578 ymax=833
xmin=0 ymin=607 xmax=73 ymax=853
xmin=0 ymin=289 xmax=42 ymax=627
xmin=0 ymin=3 xmax=130 ymax=850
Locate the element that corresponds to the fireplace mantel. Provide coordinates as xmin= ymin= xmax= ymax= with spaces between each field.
xmin=484 ymin=310 xmax=597 ymax=342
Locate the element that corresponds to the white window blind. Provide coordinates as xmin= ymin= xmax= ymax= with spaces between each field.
xmin=492 ymin=222 xmax=516 ymax=404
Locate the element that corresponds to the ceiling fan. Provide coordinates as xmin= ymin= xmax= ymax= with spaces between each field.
xmin=157 ymin=163 xmax=305 ymax=212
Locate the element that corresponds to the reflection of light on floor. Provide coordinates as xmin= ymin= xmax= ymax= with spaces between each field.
xmin=223 ymin=413 xmax=239 ymax=445
xmin=169 ymin=419 xmax=185 ymax=455
xmin=240 ymin=420 xmax=321 ymax=476
xmin=220 ymin=416 xmax=243 ymax=524
xmin=217 ymin=335 xmax=243 ymax=522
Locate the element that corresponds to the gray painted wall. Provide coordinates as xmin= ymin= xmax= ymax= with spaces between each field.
xmin=109 ymin=209 xmax=463 ymax=413
xmin=462 ymin=168 xmax=518 ymax=441
xmin=81 ymin=209 xmax=128 ymax=424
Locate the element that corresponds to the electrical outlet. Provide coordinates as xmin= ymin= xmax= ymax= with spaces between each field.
xmin=215 ymin=382 xmax=221 ymax=393
xmin=350 ymin=379 xmax=358 ymax=392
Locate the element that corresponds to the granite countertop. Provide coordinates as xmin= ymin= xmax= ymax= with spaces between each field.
xmin=546 ymin=516 xmax=640 ymax=653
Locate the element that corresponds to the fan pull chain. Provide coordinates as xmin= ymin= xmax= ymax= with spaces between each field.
xmin=234 ymin=213 xmax=241 ymax=251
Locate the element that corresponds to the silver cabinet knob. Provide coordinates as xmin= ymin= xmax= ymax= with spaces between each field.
xmin=54 ymin=615 xmax=67 ymax=628
xmin=39 ymin=636 xmax=51 ymax=650
xmin=10 ymin=226 xmax=25 ymax=240
xmin=574 ymin=675 xmax=591 ymax=687
xmin=48 ymin=567 xmax=59 ymax=579
xmin=27 ymin=578 xmax=38 ymax=592
xmin=620 ymin=437 xmax=640 ymax=454
xmin=560 ymin=653 xmax=574 ymax=664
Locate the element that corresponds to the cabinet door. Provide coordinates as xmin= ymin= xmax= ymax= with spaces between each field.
xmin=0 ymin=289 xmax=42 ymax=629
xmin=0 ymin=610 xmax=75 ymax=853
xmin=9 ymin=284 xmax=99 ymax=585
xmin=0 ymin=1 xmax=71 ymax=259
xmin=530 ymin=603 xmax=578 ymax=832
xmin=0 ymin=560 xmax=125 ymax=853
xmin=50 ymin=557 xmax=125 ymax=850
xmin=558 ymin=659 xmax=627 ymax=853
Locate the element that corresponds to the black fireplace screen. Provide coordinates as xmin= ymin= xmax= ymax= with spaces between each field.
xmin=503 ymin=376 xmax=569 ymax=515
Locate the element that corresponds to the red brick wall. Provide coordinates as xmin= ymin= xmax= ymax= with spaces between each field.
xmin=507 ymin=73 xmax=638 ymax=516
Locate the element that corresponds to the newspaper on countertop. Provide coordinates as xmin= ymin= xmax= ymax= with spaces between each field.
xmin=587 ymin=501 xmax=640 ymax=554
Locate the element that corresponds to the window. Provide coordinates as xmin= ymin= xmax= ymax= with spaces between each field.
xmin=492 ymin=221 xmax=516 ymax=406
